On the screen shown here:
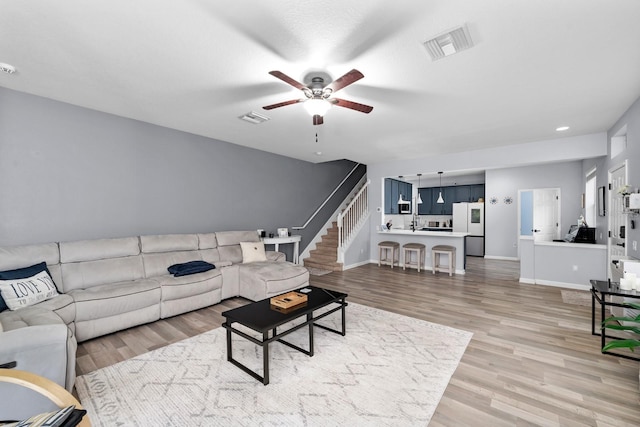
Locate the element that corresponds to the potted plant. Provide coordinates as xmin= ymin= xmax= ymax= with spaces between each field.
xmin=602 ymin=301 xmax=640 ymax=353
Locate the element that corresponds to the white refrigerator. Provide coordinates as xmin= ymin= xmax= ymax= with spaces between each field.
xmin=452 ymin=202 xmax=485 ymax=256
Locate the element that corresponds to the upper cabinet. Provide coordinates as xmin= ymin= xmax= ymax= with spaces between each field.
xmin=384 ymin=178 xmax=413 ymax=214
xmin=418 ymin=184 xmax=485 ymax=215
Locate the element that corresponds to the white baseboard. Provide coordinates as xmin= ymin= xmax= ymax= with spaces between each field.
xmin=343 ymin=259 xmax=374 ymax=270
xmin=484 ymin=255 xmax=519 ymax=261
xmin=519 ymin=278 xmax=535 ymax=284
xmin=526 ymin=279 xmax=590 ymax=291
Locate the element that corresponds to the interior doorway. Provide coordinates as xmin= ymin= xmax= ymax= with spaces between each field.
xmin=519 ymin=188 xmax=561 ymax=242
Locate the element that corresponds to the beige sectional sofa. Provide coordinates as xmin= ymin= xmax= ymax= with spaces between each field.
xmin=0 ymin=230 xmax=309 ymax=419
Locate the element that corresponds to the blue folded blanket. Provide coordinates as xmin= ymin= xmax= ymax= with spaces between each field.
xmin=167 ymin=261 xmax=216 ymax=277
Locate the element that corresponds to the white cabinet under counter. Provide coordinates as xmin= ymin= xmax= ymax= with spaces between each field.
xmin=377 ymin=230 xmax=469 ymax=274
xmin=519 ymin=236 xmax=607 ymax=290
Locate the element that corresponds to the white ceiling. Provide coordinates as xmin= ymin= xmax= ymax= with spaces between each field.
xmin=1 ymin=0 xmax=639 ymax=164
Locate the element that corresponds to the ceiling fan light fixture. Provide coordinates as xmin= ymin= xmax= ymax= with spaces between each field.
xmin=304 ymin=98 xmax=332 ymax=117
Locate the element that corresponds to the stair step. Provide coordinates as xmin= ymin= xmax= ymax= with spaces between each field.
xmin=307 ymin=252 xmax=338 ymax=263
xmin=318 ymin=238 xmax=338 ymax=245
xmin=311 ymin=246 xmax=337 ymax=255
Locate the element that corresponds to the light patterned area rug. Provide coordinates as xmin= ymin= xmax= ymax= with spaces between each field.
xmin=76 ymin=303 xmax=472 ymax=426
xmin=561 ymin=289 xmax=592 ymax=307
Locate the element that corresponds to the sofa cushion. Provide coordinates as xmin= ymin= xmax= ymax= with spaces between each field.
xmin=216 ymin=231 xmax=260 ymax=264
xmin=0 ymin=306 xmax=65 ymax=332
xmin=197 ymin=233 xmax=218 ymax=249
xmin=215 ymin=231 xmax=260 ymax=247
xmin=238 ymin=262 xmax=309 ymax=301
xmin=140 ymin=234 xmax=198 ymax=254
xmin=31 ymin=294 xmax=75 ymax=327
xmin=0 ymin=271 xmax=59 ymax=311
xmin=59 ymin=237 xmax=140 ymax=263
xmin=155 ymin=269 xmax=223 ymax=301
xmin=61 ymin=255 xmax=145 ymax=292
xmin=70 ymin=279 xmax=160 ymax=321
xmin=0 ymin=243 xmax=60 ymax=271
xmin=142 ymin=251 xmax=203 ymax=278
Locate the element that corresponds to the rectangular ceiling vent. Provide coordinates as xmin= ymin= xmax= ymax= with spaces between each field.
xmin=239 ymin=111 xmax=270 ymax=124
xmin=423 ymin=24 xmax=473 ymax=61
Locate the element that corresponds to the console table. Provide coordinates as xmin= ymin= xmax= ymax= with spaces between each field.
xmin=590 ymin=279 xmax=640 ymax=361
xmin=262 ymin=235 xmax=301 ymax=264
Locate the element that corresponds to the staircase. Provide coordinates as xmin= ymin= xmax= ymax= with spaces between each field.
xmin=303 ymin=179 xmax=370 ymax=272
xmin=303 ymin=222 xmax=344 ymax=271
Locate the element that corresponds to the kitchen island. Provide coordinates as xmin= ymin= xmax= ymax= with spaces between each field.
xmin=377 ymin=229 xmax=469 ymax=274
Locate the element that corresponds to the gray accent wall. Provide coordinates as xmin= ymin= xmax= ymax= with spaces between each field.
xmin=0 ymin=87 xmax=362 ymax=255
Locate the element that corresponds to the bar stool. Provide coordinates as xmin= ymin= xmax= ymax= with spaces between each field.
xmin=378 ymin=241 xmax=400 ymax=268
xmin=403 ymin=243 xmax=426 ymax=272
xmin=431 ymin=245 xmax=456 ymax=276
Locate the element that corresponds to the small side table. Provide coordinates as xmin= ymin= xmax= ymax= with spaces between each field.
xmin=590 ymin=279 xmax=640 ymax=361
xmin=262 ymin=235 xmax=302 ymax=264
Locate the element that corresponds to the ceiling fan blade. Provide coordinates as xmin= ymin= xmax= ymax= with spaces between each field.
xmin=313 ymin=115 xmax=324 ymax=126
xmin=268 ymin=70 xmax=308 ymax=91
xmin=327 ymin=69 xmax=364 ymax=93
xmin=262 ymin=99 xmax=304 ymax=110
xmin=330 ymin=98 xmax=374 ymax=113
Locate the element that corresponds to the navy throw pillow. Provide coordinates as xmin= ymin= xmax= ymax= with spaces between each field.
xmin=0 ymin=261 xmax=57 ymax=312
xmin=167 ymin=261 xmax=216 ymax=277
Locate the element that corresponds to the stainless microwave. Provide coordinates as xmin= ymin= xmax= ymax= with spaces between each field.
xmin=399 ymin=203 xmax=411 ymax=214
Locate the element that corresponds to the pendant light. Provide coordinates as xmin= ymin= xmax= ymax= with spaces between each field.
xmin=417 ymin=174 xmax=423 ymax=204
xmin=436 ymin=171 xmax=445 ymax=204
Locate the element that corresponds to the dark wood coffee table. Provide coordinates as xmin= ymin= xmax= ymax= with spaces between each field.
xmin=221 ymin=286 xmax=348 ymax=385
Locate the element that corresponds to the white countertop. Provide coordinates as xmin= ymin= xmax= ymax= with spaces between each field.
xmin=378 ymin=229 xmax=469 ymax=238
xmin=534 ymin=240 xmax=606 ymax=250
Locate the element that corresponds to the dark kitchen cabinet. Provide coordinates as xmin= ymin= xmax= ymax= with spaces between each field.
xmin=384 ymin=178 xmax=412 ymax=214
xmin=469 ymin=184 xmax=485 ymax=202
xmin=418 ymin=184 xmax=485 ymax=214
xmin=417 ymin=188 xmax=432 ymax=215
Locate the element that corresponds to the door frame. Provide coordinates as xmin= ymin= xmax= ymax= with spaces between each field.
xmin=607 ymin=160 xmax=628 ymax=279
xmin=517 ymin=187 xmax=561 ymax=259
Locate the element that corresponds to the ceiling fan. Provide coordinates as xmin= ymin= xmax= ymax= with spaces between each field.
xmin=263 ymin=69 xmax=374 ymax=125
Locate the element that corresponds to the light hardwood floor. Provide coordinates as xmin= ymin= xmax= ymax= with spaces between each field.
xmin=76 ymin=258 xmax=640 ymax=426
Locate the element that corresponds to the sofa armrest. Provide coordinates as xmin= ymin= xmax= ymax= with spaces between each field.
xmin=213 ymin=260 xmax=233 ymax=268
xmin=0 ymin=324 xmax=76 ymax=419
xmin=266 ymin=251 xmax=285 ymax=262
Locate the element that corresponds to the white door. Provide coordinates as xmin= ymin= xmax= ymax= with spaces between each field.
xmin=609 ymin=163 xmax=627 ymax=278
xmin=533 ymin=189 xmax=560 ymax=242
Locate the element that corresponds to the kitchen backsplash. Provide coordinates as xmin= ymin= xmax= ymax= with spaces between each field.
xmin=384 ymin=214 xmax=453 ymax=230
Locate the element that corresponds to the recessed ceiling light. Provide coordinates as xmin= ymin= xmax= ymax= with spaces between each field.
xmin=0 ymin=63 xmax=16 ymax=74
xmin=315 ymin=151 xmax=322 ymax=156
xmin=556 ymin=126 xmax=570 ymax=132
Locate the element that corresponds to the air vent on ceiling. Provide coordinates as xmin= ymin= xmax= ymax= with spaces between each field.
xmin=423 ymin=24 xmax=473 ymax=61
xmin=239 ymin=111 xmax=270 ymax=124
